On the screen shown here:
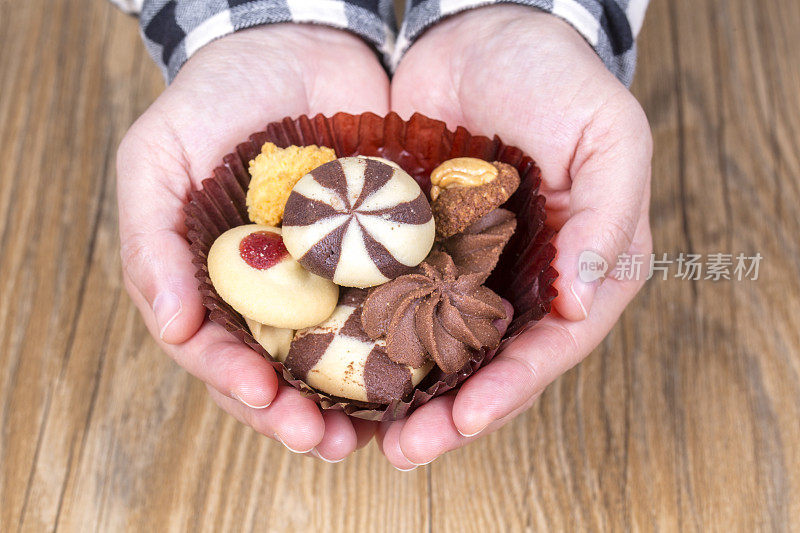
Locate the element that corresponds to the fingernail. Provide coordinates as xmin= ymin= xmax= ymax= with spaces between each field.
xmin=457 ymin=424 xmax=487 ymax=438
xmin=400 ymin=447 xmax=435 ymax=466
xmin=153 ymin=291 xmax=182 ymax=339
xmin=274 ymin=433 xmax=314 ymax=454
xmin=394 ymin=465 xmax=418 ymax=472
xmin=310 ymin=448 xmax=344 ymax=463
xmin=231 ymin=392 xmax=270 ymax=410
xmin=569 ymin=282 xmax=591 ymax=320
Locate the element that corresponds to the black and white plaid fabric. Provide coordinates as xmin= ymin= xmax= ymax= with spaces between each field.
xmin=129 ymin=0 xmax=397 ymax=82
xmin=112 ymin=0 xmax=647 ymax=86
xmin=394 ymin=0 xmax=649 ymax=86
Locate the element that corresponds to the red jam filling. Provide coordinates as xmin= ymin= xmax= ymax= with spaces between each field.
xmin=239 ymin=231 xmax=289 ymax=270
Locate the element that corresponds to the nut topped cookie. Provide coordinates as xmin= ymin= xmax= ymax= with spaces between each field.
xmin=430 ymin=157 xmax=499 ymax=200
xmin=431 ymin=159 xmax=520 ymax=238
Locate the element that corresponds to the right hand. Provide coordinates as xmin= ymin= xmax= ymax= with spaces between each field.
xmin=117 ymin=24 xmax=389 ymax=461
xmin=380 ymin=6 xmax=653 ymax=468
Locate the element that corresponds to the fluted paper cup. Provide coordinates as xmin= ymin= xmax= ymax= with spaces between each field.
xmin=184 ymin=112 xmax=557 ymax=421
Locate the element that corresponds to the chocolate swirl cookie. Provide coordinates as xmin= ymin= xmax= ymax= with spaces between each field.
xmin=440 ymin=208 xmax=517 ymax=282
xmin=282 ymin=157 xmax=435 ymax=288
xmin=361 ymin=251 xmax=507 ymax=374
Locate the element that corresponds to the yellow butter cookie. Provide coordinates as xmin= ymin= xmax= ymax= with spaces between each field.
xmin=247 ymin=142 xmax=336 ymax=226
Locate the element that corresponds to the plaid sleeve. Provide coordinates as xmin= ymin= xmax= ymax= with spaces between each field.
xmin=137 ymin=0 xmax=397 ymax=83
xmin=394 ymin=0 xmax=649 ymax=87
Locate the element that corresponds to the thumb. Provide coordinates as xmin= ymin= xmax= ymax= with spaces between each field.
xmin=117 ymin=134 xmax=205 ymax=344
xmin=120 ymin=228 xmax=205 ymax=344
xmin=552 ymin=102 xmax=652 ymax=321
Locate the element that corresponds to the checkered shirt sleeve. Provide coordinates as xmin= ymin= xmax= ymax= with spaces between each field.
xmin=110 ymin=0 xmax=647 ymax=86
xmin=119 ymin=0 xmax=396 ymax=83
xmin=394 ymin=0 xmax=649 ymax=87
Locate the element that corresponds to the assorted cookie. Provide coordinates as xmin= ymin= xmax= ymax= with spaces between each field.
xmin=206 ymin=150 xmax=520 ymax=404
xmin=247 ymin=142 xmax=336 ymax=226
xmin=439 ymin=208 xmax=517 ymax=282
xmin=361 ymin=251 xmax=507 ymax=374
xmin=246 ymin=317 xmax=294 ymax=362
xmin=282 ymin=157 xmax=435 ymax=288
xmin=207 ymin=224 xmax=338 ymax=329
xmin=431 ymin=160 xmax=520 ymax=238
xmin=285 ymin=289 xmax=433 ymax=403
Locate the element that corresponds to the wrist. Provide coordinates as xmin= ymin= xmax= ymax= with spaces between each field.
xmin=422 ymin=5 xmax=591 ymax=56
xmin=396 ymin=1 xmax=642 ymax=87
xmin=174 ymin=23 xmax=385 ymax=89
xmin=140 ymin=0 xmax=391 ymax=84
xmin=397 ymin=5 xmax=601 ymax=92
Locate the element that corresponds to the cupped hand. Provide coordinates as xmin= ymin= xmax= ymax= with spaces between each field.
xmin=379 ymin=5 xmax=653 ymax=468
xmin=117 ymin=25 xmax=388 ymax=461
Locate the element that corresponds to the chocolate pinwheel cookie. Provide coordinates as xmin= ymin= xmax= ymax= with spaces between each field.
xmin=282 ymin=157 xmax=435 ymax=288
xmin=186 ymin=112 xmax=557 ymax=420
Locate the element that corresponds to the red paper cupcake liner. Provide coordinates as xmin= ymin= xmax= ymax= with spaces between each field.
xmin=184 ymin=112 xmax=558 ymax=421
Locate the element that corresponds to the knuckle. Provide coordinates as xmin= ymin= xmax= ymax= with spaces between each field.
xmin=500 ymin=353 xmax=542 ymax=394
xmin=621 ymin=96 xmax=653 ymax=159
xmin=605 ymin=214 xmax=638 ymax=253
xmin=505 ymin=322 xmax=584 ymax=380
xmin=498 ymin=322 xmax=584 ymax=397
xmin=583 ymin=206 xmax=638 ymax=261
xmin=536 ymin=322 xmax=581 ymax=358
xmin=116 ymin=115 xmax=183 ymax=181
xmin=211 ymin=343 xmax=251 ymax=382
xmin=119 ymin=232 xmax=150 ymax=282
xmin=119 ymin=228 xmax=175 ymax=287
xmin=596 ymin=91 xmax=653 ymax=162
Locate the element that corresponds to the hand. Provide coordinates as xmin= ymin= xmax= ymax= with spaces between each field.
xmin=117 ymin=25 xmax=389 ymax=461
xmin=379 ymin=5 xmax=653 ymax=468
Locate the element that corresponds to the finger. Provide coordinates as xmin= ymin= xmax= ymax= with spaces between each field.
xmin=310 ymin=410 xmax=358 ymax=463
xmin=120 ymin=227 xmax=204 ymax=345
xmin=376 ymin=420 xmax=418 ymax=471
xmin=374 ymin=300 xmax=513 ymax=469
xmin=117 ymin=131 xmax=205 ymax=344
xmin=399 ymin=395 xmax=459 ymax=465
xmin=396 ymin=393 xmax=541 ymax=465
xmin=125 ymin=277 xmax=279 ymax=408
xmin=552 ymin=98 xmax=652 ymax=320
xmin=207 ymin=384 xmax=325 ymax=453
xmin=452 ymin=213 xmax=652 ymax=437
xmin=190 ymin=337 xmax=280 ymax=410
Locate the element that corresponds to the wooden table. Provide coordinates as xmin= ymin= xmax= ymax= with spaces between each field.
xmin=1 ymin=1 xmax=798 ymax=531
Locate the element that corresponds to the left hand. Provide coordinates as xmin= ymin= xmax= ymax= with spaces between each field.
xmin=117 ymin=24 xmax=389 ymax=461
xmin=378 ymin=5 xmax=653 ymax=469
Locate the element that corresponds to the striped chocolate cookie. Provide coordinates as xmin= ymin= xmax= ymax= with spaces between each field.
xmin=285 ymin=289 xmax=432 ymax=404
xmin=282 ymin=157 xmax=435 ymax=288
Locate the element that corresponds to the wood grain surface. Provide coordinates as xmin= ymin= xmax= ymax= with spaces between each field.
xmin=1 ymin=0 xmax=798 ymax=531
